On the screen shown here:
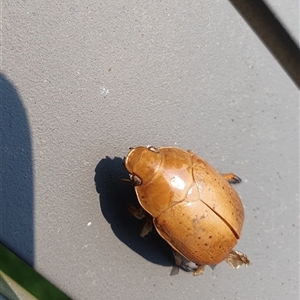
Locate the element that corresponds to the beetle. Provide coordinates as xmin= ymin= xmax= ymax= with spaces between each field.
xmin=122 ymin=145 xmax=249 ymax=275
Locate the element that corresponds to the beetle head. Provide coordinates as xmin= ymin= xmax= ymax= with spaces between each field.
xmin=124 ymin=146 xmax=162 ymax=185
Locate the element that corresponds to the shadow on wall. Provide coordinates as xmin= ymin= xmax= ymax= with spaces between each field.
xmin=0 ymin=73 xmax=34 ymax=266
xmin=94 ymin=156 xmax=173 ymax=268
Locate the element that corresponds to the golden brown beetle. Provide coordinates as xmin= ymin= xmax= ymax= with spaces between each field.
xmin=123 ymin=146 xmax=249 ymax=275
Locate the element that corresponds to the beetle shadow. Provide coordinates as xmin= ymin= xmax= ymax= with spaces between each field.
xmin=94 ymin=156 xmax=173 ymax=267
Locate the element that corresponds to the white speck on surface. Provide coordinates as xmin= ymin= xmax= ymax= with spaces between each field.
xmin=83 ymin=160 xmax=90 ymax=166
xmin=87 ymin=222 xmax=92 ymax=226
xmin=100 ymin=86 xmax=109 ymax=97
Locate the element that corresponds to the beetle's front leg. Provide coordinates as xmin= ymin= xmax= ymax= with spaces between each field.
xmin=121 ymin=174 xmax=142 ymax=186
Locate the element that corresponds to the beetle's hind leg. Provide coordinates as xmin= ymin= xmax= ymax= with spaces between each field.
xmin=171 ymin=250 xmax=205 ymax=276
xmin=193 ymin=265 xmax=206 ymax=276
xmin=127 ymin=204 xmax=153 ymax=237
xmin=221 ymin=173 xmax=241 ymax=184
xmin=225 ymin=250 xmax=250 ymax=269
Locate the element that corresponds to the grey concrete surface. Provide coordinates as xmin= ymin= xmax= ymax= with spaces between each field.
xmin=1 ymin=1 xmax=299 ymax=300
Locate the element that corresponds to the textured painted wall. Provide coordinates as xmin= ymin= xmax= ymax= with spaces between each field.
xmin=2 ymin=1 xmax=299 ymax=299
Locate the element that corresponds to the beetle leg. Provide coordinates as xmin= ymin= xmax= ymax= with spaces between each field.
xmin=128 ymin=205 xmax=153 ymax=237
xmin=140 ymin=216 xmax=153 ymax=237
xmin=193 ymin=265 xmax=206 ymax=276
xmin=225 ymin=250 xmax=250 ymax=269
xmin=121 ymin=174 xmax=142 ymax=186
xmin=121 ymin=178 xmax=134 ymax=184
xmin=170 ymin=265 xmax=180 ymax=276
xmin=131 ymin=174 xmax=142 ymax=185
xmin=171 ymin=250 xmax=200 ymax=275
xmin=127 ymin=204 xmax=146 ymax=220
xmin=221 ymin=173 xmax=242 ymax=184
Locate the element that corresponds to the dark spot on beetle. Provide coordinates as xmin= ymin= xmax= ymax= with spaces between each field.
xmin=209 ymin=235 xmax=212 ymax=239
xmin=204 ymin=243 xmax=208 ymax=246
xmin=198 ymin=237 xmax=201 ymax=239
